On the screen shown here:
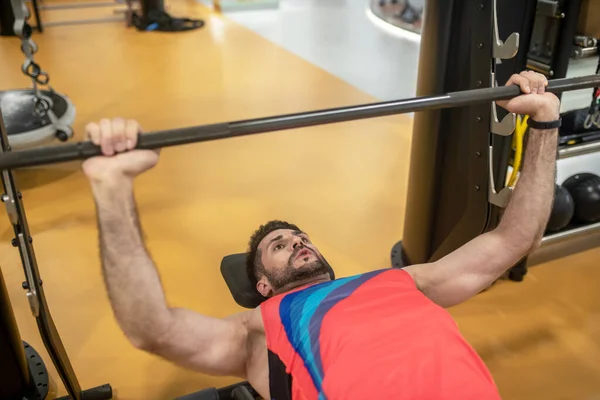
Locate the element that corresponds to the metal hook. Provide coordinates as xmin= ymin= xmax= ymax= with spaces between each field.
xmin=490 ymin=72 xmax=516 ymax=136
xmin=491 ymin=102 xmax=516 ymax=136
xmin=488 ymin=146 xmax=513 ymax=208
xmin=584 ymin=113 xmax=594 ymax=130
xmin=488 ymin=71 xmax=515 ymax=208
xmin=492 ymin=0 xmax=520 ymax=59
xmin=594 ymin=112 xmax=600 ymax=128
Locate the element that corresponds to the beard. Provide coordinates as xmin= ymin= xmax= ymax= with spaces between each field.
xmin=265 ymin=247 xmax=331 ymax=291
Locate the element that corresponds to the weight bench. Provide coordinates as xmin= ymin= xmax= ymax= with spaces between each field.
xmin=175 ymin=381 xmax=259 ymax=400
xmin=175 ymin=253 xmax=335 ymax=400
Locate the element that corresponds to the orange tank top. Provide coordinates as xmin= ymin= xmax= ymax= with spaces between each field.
xmin=260 ymin=268 xmax=501 ymax=400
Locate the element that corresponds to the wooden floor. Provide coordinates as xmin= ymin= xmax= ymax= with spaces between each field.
xmin=0 ymin=1 xmax=599 ymax=399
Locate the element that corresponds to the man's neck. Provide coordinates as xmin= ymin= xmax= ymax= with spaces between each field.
xmin=273 ymin=273 xmax=331 ymax=296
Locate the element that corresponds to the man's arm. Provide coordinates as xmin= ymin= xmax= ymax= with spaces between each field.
xmin=83 ymin=118 xmax=251 ymax=378
xmin=92 ymin=177 xmax=251 ymax=377
xmin=405 ymin=71 xmax=560 ymax=308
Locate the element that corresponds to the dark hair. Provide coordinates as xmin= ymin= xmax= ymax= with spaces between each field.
xmin=246 ymin=220 xmax=302 ymax=288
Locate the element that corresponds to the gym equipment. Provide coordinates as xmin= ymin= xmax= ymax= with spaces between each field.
xmin=571 ymin=45 xmax=598 ymax=60
xmin=0 ymin=114 xmax=112 ymax=398
xmin=526 ymin=0 xmax=582 ymax=78
xmin=583 ymin=44 xmax=600 ymax=130
xmin=0 ymin=90 xmax=75 ymax=150
xmin=574 ymin=35 xmax=597 ymax=49
xmin=220 ymin=254 xmax=269 ymax=309
xmin=131 ymin=9 xmax=204 ymax=32
xmin=0 ymin=74 xmax=598 ymax=170
xmin=392 ymin=0 xmax=598 ymax=279
xmin=561 ymin=107 xmax=600 ymax=135
xmin=506 ymin=115 xmax=528 ymax=189
xmin=174 ymin=381 xmax=259 ymax=400
xmin=0 ymin=0 xmax=76 ymax=150
xmin=559 ymin=130 xmax=600 ymax=146
xmin=370 ymin=0 xmax=422 ymax=35
xmin=25 ymin=0 xmax=138 ymax=31
xmin=563 ymin=173 xmax=600 ymax=223
xmin=396 ymin=1 xmax=422 ymax=26
xmin=546 ymin=184 xmax=575 ymax=232
xmin=131 ymin=0 xmax=204 ymax=32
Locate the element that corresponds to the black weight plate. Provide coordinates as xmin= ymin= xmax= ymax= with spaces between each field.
xmin=23 ymin=341 xmax=49 ymax=400
xmin=0 ymin=89 xmax=68 ymax=135
xmin=391 ymin=240 xmax=405 ymax=268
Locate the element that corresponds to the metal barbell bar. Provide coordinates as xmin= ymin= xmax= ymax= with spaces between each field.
xmin=0 ymin=74 xmax=599 ymax=170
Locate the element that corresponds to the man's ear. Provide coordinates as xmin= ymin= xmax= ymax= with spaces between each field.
xmin=257 ymin=277 xmax=273 ymax=298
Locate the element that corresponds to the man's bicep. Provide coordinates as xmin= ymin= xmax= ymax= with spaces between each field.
xmin=406 ymin=230 xmax=527 ymax=307
xmin=150 ymin=308 xmax=250 ymax=378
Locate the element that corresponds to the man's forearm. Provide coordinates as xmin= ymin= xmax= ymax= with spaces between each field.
xmin=92 ymin=177 xmax=172 ymax=348
xmin=496 ymin=126 xmax=558 ymax=250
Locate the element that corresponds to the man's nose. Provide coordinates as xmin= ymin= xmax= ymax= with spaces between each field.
xmin=292 ymin=238 xmax=304 ymax=249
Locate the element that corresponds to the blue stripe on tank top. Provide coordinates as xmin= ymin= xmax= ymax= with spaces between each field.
xmin=279 ymin=269 xmax=387 ymax=398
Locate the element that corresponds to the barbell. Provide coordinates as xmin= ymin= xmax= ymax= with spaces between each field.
xmin=0 ymin=74 xmax=599 ymax=170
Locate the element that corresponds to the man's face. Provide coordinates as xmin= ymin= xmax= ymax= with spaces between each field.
xmin=256 ymin=228 xmax=331 ymax=296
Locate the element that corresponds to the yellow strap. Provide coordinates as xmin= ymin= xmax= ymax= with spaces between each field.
xmin=507 ymin=115 xmax=527 ymax=188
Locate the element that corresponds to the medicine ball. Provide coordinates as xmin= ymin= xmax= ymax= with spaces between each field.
xmin=546 ymin=184 xmax=575 ymax=232
xmin=563 ymin=173 xmax=600 ymax=224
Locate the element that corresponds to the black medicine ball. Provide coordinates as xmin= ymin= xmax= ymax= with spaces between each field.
xmin=546 ymin=184 xmax=575 ymax=232
xmin=563 ymin=173 xmax=600 ymax=224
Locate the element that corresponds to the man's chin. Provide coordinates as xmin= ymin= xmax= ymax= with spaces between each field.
xmin=271 ymin=260 xmax=330 ymax=291
xmin=290 ymin=261 xmax=329 ymax=281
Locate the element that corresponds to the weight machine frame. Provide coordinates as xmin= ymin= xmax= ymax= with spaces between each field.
xmin=0 ymin=104 xmax=112 ymax=400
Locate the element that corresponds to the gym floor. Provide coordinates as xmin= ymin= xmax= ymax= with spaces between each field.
xmin=0 ymin=0 xmax=599 ymax=399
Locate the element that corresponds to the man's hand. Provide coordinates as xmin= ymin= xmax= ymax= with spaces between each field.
xmin=82 ymin=118 xmax=159 ymax=182
xmin=497 ymin=70 xmax=560 ymax=121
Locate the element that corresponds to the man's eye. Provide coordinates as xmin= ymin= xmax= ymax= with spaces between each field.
xmin=275 ymin=244 xmax=284 ymax=251
xmin=302 ymin=237 xmax=310 ymax=243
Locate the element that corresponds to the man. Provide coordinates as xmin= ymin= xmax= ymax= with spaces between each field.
xmin=83 ymin=71 xmax=559 ymax=400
